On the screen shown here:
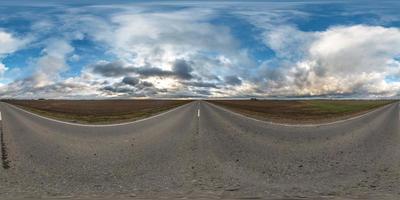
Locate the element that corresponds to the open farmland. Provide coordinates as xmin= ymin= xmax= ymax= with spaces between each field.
xmin=208 ymin=100 xmax=396 ymax=124
xmin=2 ymin=99 xmax=191 ymax=124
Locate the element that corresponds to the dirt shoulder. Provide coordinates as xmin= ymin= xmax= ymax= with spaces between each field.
xmin=2 ymin=99 xmax=191 ymax=125
xmin=208 ymin=100 xmax=396 ymax=124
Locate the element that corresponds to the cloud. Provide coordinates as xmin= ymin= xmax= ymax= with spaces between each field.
xmin=92 ymin=59 xmax=194 ymax=80
xmin=0 ymin=39 xmax=75 ymax=97
xmin=122 ymin=76 xmax=139 ymax=86
xmin=0 ymin=4 xmax=254 ymax=98
xmin=102 ymin=85 xmax=133 ymax=94
xmin=171 ymin=59 xmax=193 ymax=80
xmin=309 ymin=25 xmax=400 ymax=75
xmin=2 ymin=3 xmax=400 ymax=98
xmin=257 ymin=25 xmax=400 ymax=97
xmin=133 ymin=66 xmax=173 ymax=78
xmin=101 ymin=79 xmax=163 ymax=97
xmin=0 ymin=76 xmax=98 ymax=99
xmin=31 ymin=39 xmax=74 ymax=87
xmin=91 ymin=61 xmax=133 ymax=77
xmin=104 ymin=8 xmax=240 ymax=65
xmin=0 ymin=31 xmax=28 ymax=55
xmin=224 ymin=75 xmax=242 ymax=86
xmin=264 ymin=26 xmax=315 ymax=61
xmin=0 ymin=30 xmax=30 ymax=78
xmin=183 ymin=81 xmax=218 ymax=88
xmin=0 ymin=63 xmax=7 ymax=75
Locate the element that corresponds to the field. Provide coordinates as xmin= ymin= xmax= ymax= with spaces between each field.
xmin=2 ymin=99 xmax=191 ymax=124
xmin=2 ymin=99 xmax=396 ymax=125
xmin=209 ymin=100 xmax=396 ymax=124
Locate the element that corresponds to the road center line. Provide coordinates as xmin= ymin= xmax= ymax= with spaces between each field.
xmin=0 ymin=112 xmax=2 ymax=121
xmin=197 ymin=109 xmax=200 ymax=117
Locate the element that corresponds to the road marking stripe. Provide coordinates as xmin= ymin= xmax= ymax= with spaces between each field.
xmin=198 ymin=109 xmax=200 ymax=117
xmin=0 ymin=112 xmax=2 ymax=121
xmin=205 ymin=101 xmax=396 ymax=127
xmin=3 ymin=102 xmax=193 ymax=127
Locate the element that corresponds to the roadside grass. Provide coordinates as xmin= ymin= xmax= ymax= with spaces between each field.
xmin=4 ymin=100 xmax=190 ymax=124
xmin=305 ymin=100 xmax=393 ymax=114
xmin=17 ymin=105 xmax=181 ymax=124
xmin=209 ymin=100 xmax=396 ymax=124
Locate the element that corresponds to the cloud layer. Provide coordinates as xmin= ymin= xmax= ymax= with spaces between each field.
xmin=0 ymin=2 xmax=400 ymax=98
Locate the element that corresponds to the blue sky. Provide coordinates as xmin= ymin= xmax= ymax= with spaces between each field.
xmin=0 ymin=1 xmax=400 ymax=98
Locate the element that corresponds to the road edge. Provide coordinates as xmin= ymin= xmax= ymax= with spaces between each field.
xmin=1 ymin=101 xmax=193 ymax=127
xmin=204 ymin=101 xmax=397 ymax=127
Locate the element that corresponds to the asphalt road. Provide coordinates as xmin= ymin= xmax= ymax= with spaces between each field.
xmin=0 ymin=101 xmax=399 ymax=199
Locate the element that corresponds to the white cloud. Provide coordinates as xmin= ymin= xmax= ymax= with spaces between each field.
xmin=0 ymin=62 xmax=7 ymax=75
xmin=107 ymin=9 xmax=242 ymax=67
xmin=258 ymin=25 xmax=400 ymax=97
xmin=32 ymin=39 xmax=74 ymax=87
xmin=264 ymin=26 xmax=315 ymax=61
xmin=0 ymin=30 xmax=28 ymax=55
xmin=310 ymin=25 xmax=400 ymax=75
xmin=0 ymin=30 xmax=29 ymax=79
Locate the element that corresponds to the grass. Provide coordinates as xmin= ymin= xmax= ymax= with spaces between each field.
xmin=3 ymin=100 xmax=191 ymax=124
xmin=305 ymin=100 xmax=393 ymax=114
xmin=209 ymin=100 xmax=396 ymax=124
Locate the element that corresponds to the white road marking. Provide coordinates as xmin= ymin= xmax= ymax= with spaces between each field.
xmin=197 ymin=109 xmax=200 ymax=117
xmin=0 ymin=112 xmax=2 ymax=121
xmin=5 ymin=102 xmax=193 ymax=127
xmin=205 ymin=101 xmax=395 ymax=127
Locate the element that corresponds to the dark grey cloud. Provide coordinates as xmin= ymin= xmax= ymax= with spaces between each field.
xmin=183 ymin=81 xmax=218 ymax=88
xmin=133 ymin=66 xmax=173 ymax=77
xmin=91 ymin=61 xmax=135 ymax=77
xmin=194 ymin=89 xmax=211 ymax=96
xmin=122 ymin=76 xmax=139 ymax=86
xmin=136 ymin=81 xmax=154 ymax=89
xmin=224 ymin=75 xmax=242 ymax=85
xmin=92 ymin=59 xmax=194 ymax=80
xmin=172 ymin=59 xmax=193 ymax=80
xmin=101 ymin=79 xmax=160 ymax=97
xmin=102 ymin=85 xmax=134 ymax=93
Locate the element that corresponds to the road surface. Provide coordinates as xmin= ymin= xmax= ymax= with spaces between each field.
xmin=0 ymin=101 xmax=399 ymax=199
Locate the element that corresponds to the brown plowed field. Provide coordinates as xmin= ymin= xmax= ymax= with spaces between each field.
xmin=2 ymin=99 xmax=191 ymax=124
xmin=208 ymin=100 xmax=395 ymax=124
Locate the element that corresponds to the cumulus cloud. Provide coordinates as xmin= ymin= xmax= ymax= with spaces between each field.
xmin=257 ymin=25 xmax=400 ymax=97
xmin=0 ymin=31 xmax=28 ymax=55
xmin=0 ymin=30 xmax=29 ymax=78
xmin=171 ymin=59 xmax=193 ymax=80
xmin=122 ymin=76 xmax=139 ymax=86
xmin=0 ymin=39 xmax=75 ymax=98
xmin=31 ymin=39 xmax=74 ymax=87
xmin=104 ymin=9 xmax=242 ymax=66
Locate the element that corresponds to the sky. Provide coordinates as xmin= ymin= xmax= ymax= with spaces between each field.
xmin=0 ymin=0 xmax=400 ymax=99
